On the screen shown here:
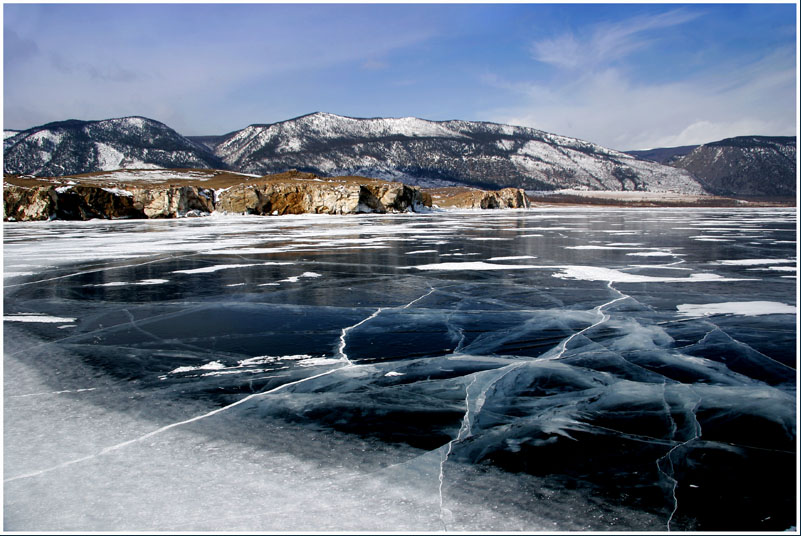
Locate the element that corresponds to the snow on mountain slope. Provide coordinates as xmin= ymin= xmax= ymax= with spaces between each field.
xmin=671 ymin=136 xmax=796 ymax=196
xmin=214 ymin=113 xmax=706 ymax=194
xmin=4 ymin=117 xmax=225 ymax=177
xmin=4 ymin=112 xmax=709 ymax=195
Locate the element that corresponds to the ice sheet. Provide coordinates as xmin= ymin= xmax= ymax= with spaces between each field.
xmin=3 ymin=207 xmax=796 ymax=532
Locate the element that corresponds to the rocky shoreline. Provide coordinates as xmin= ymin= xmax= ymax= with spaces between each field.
xmin=3 ymin=169 xmax=530 ymax=221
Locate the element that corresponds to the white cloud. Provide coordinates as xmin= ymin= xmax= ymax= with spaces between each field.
xmin=531 ymin=9 xmax=702 ymax=70
xmin=487 ymin=53 xmax=795 ymax=150
xmin=489 ymin=8 xmax=797 ymax=151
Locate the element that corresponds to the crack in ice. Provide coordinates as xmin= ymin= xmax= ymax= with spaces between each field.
xmin=3 ymin=365 xmax=346 ymax=484
xmin=5 ymin=287 xmax=440 ymax=484
xmin=438 ymin=374 xmax=479 ymax=529
xmin=336 ymin=287 xmax=436 ymax=364
xmin=657 ymin=388 xmax=703 ymax=531
xmin=546 ymin=281 xmax=629 ymax=360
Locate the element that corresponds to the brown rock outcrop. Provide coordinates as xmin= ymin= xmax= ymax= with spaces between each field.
xmin=3 ymin=183 xmax=216 ymax=221
xmin=130 ymin=186 xmax=215 ymax=218
xmin=4 ymin=169 xmax=512 ymax=221
xmin=3 ymin=184 xmax=58 ymax=221
xmin=215 ymin=177 xmax=431 ymax=215
xmin=426 ymin=187 xmax=530 ymax=209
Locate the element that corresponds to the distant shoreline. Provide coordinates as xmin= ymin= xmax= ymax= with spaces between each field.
xmin=527 ymin=189 xmax=796 ymax=208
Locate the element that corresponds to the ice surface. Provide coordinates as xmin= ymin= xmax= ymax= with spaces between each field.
xmin=3 ymin=207 xmax=796 ymax=532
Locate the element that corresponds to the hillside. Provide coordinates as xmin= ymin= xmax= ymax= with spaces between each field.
xmin=671 ymin=136 xmax=796 ymax=197
xmin=625 ymin=145 xmax=698 ymax=165
xmin=210 ymin=112 xmax=706 ymax=194
xmin=3 ymin=117 xmax=225 ymax=177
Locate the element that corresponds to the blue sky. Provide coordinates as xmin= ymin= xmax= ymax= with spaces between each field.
xmin=2 ymin=3 xmax=797 ymax=150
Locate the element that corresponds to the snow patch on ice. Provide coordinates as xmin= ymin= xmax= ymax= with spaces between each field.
xmin=716 ymin=258 xmax=795 ymax=266
xmin=626 ymin=251 xmax=683 ymax=257
xmin=487 ymin=255 xmax=537 ymax=261
xmin=172 ymin=263 xmax=266 ymax=275
xmin=676 ymin=301 xmax=796 ymax=318
xmin=553 ymin=266 xmax=755 ymax=283
xmin=279 ymin=272 xmax=322 ymax=283
xmin=413 ymin=261 xmax=541 ymax=271
xmin=4 ymin=314 xmax=76 ymax=324
xmin=86 ymin=279 xmax=168 ymax=287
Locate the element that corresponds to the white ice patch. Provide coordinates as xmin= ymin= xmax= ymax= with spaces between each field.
xmin=279 ymin=272 xmax=322 ymax=283
xmin=161 ymin=354 xmax=343 ymax=379
xmin=717 ymin=259 xmax=795 ymax=266
xmin=3 ymin=272 xmax=36 ymax=278
xmin=487 ymin=256 xmax=537 ymax=261
xmin=297 ymin=357 xmax=342 ymax=367
xmin=406 ymin=250 xmax=439 ymax=255
xmin=748 ymin=266 xmax=796 ymax=272
xmin=553 ymin=266 xmax=755 ymax=283
xmin=566 ymin=245 xmax=654 ymax=251
xmin=4 ymin=314 xmax=76 ymax=324
xmin=172 ymin=263 xmax=266 ymax=275
xmin=87 ymin=279 xmax=168 ymax=287
xmin=413 ymin=262 xmax=541 ymax=271
xmin=676 ymin=301 xmax=796 ymax=318
xmin=626 ymin=251 xmax=683 ymax=257
xmin=384 ymin=371 xmax=405 ymax=377
xmin=168 ymin=361 xmax=227 ymax=374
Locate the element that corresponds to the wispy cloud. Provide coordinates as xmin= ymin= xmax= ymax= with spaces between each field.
xmin=486 ymin=8 xmax=796 ymax=150
xmin=486 ymin=45 xmax=796 ymax=150
xmin=531 ymin=9 xmax=702 ymax=70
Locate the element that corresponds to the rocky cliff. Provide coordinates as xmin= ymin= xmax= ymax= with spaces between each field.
xmin=215 ymin=173 xmax=431 ymax=216
xmin=426 ymin=187 xmax=530 ymax=209
xmin=3 ymin=169 xmax=437 ymax=221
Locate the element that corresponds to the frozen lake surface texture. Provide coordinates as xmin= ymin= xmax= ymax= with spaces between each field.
xmin=3 ymin=208 xmax=797 ymax=531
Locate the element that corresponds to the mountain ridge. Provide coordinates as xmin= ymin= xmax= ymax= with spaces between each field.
xmin=5 ymin=112 xmax=795 ymax=197
xmin=4 ymin=116 xmax=224 ymax=177
xmin=670 ymin=135 xmax=796 ymax=197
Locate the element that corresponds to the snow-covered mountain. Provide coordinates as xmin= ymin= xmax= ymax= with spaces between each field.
xmin=5 ymin=112 xmax=711 ymax=194
xmin=3 ymin=117 xmax=224 ymax=177
xmin=670 ymin=136 xmax=796 ymax=197
xmin=208 ymin=112 xmax=706 ymax=194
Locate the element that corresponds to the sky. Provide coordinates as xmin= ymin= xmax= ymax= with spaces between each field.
xmin=2 ymin=3 xmax=798 ymax=150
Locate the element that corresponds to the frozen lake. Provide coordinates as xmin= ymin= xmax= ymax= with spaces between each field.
xmin=3 ymin=208 xmax=797 ymax=531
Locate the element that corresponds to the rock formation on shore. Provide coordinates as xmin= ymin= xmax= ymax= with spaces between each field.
xmin=3 ymin=169 xmax=468 ymax=221
xmin=427 ymin=187 xmax=530 ymax=209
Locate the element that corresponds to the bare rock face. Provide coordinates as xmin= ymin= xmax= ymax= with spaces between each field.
xmin=56 ymin=186 xmax=144 ymax=220
xmin=426 ymin=187 xmax=530 ymax=209
xmin=131 ymin=186 xmax=215 ymax=218
xmin=3 ymin=183 xmax=216 ymax=221
xmin=215 ymin=177 xmax=431 ymax=215
xmin=2 ymin=170 xmax=444 ymax=221
xmin=3 ymin=184 xmax=57 ymax=221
